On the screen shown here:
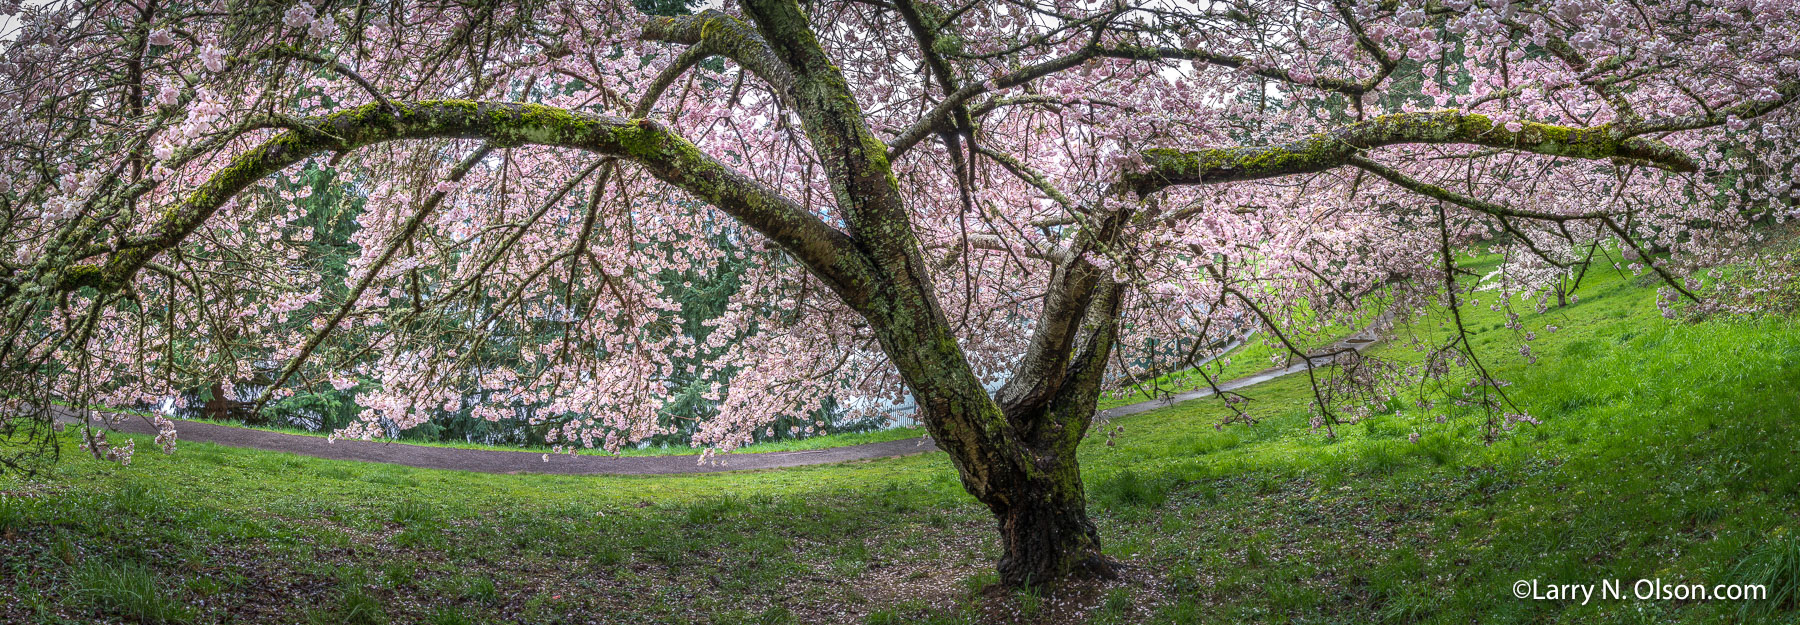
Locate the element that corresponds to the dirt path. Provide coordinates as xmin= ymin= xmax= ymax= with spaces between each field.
xmin=54 ymin=313 xmax=1391 ymax=475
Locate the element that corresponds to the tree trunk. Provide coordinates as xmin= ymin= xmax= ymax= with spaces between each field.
xmin=987 ymin=280 xmax=1124 ymax=588
xmin=991 ymin=438 xmax=1116 ymax=587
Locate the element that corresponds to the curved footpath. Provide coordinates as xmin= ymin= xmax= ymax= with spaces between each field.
xmin=53 ymin=313 xmax=1391 ymax=475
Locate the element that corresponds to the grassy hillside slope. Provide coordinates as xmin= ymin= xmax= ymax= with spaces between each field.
xmin=3 ymin=251 xmax=1799 ymax=624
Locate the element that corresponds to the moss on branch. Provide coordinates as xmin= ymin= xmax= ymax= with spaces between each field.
xmin=1124 ymin=110 xmax=1698 ymax=195
xmin=66 ymin=101 xmax=870 ymax=310
xmin=641 ymin=10 xmax=795 ymax=98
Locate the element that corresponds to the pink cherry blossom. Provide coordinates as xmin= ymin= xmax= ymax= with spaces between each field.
xmin=283 ymin=6 xmax=312 ymax=30
xmin=200 ymin=45 xmax=225 ymax=73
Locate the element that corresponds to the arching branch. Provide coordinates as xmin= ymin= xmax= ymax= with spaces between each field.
xmin=1124 ymin=110 xmax=1699 ymax=195
xmin=641 ymin=10 xmax=798 ymax=103
xmin=47 ymin=101 xmax=876 ymax=309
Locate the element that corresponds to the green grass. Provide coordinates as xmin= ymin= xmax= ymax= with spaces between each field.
xmin=305 ymin=568 xmax=388 ymax=625
xmin=1730 ymin=533 xmax=1800 ymax=620
xmin=5 ymin=250 xmax=1800 ymax=623
xmin=68 ymin=559 xmax=191 ymax=623
xmin=1096 ymin=296 xmax=1387 ymax=410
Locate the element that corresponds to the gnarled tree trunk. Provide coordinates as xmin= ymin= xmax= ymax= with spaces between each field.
xmin=988 ymin=427 xmax=1114 ymax=586
xmin=938 ymin=278 xmax=1126 ymax=588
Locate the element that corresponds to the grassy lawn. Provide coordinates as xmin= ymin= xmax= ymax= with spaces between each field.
xmin=1095 ymin=297 xmax=1386 ymax=412
xmin=4 ymin=253 xmax=1800 ymax=624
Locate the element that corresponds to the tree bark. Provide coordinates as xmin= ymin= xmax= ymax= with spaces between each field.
xmin=990 ymin=430 xmax=1116 ymax=587
xmin=987 ymin=281 xmax=1125 ymax=588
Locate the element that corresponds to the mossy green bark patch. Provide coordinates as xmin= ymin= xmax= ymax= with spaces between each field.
xmin=1127 ymin=109 xmax=1695 ymax=194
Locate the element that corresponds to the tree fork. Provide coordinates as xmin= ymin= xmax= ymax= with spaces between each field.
xmin=995 ymin=280 xmax=1126 ymax=587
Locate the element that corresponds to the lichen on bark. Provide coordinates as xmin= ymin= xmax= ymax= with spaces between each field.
xmin=1125 ymin=109 xmax=1697 ymax=195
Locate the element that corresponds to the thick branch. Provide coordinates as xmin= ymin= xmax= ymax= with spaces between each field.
xmin=641 ymin=10 xmax=798 ymax=102
xmin=52 ymin=101 xmax=874 ymax=308
xmin=738 ymin=0 xmax=913 ymax=242
xmin=994 ymin=257 xmax=1102 ymax=421
xmin=1038 ymin=279 xmax=1122 ymax=438
xmin=993 ymin=207 xmax=1128 ymax=424
xmin=1124 ymin=110 xmax=1697 ymax=195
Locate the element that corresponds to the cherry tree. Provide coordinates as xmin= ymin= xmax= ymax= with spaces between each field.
xmin=1 ymin=0 xmax=1796 ymax=586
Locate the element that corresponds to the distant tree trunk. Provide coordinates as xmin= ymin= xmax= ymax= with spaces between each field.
xmin=201 ymin=380 xmax=265 ymax=425
xmin=201 ymin=381 xmax=234 ymax=421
